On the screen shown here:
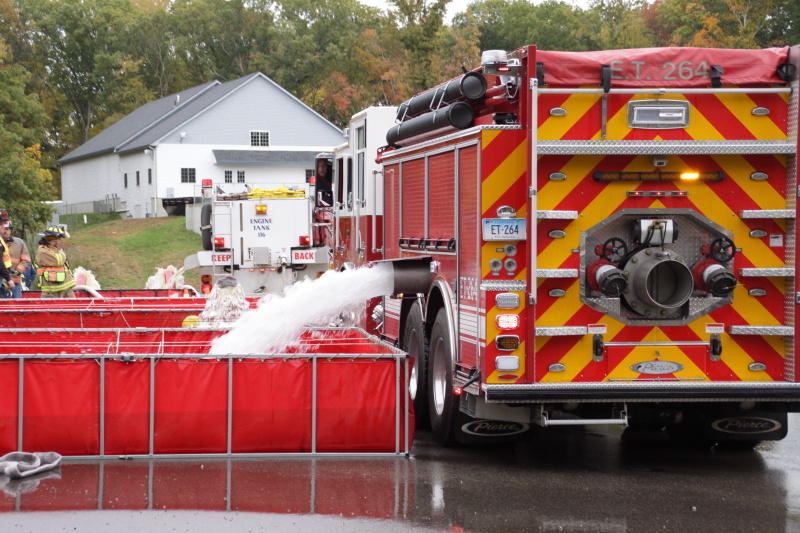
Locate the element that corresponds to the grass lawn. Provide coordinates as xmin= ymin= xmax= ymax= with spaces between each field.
xmin=59 ymin=216 xmax=202 ymax=290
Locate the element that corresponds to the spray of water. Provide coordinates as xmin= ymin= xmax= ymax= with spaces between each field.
xmin=208 ymin=263 xmax=394 ymax=355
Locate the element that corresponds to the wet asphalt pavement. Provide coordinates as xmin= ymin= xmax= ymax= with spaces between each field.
xmin=2 ymin=414 xmax=799 ymax=532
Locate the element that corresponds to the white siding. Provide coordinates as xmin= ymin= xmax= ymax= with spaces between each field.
xmin=59 ymin=75 xmax=345 ymax=219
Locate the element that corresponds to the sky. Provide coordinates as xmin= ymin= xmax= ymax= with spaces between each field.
xmin=358 ymin=0 xmax=590 ymax=24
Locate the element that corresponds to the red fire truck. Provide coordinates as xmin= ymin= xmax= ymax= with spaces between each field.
xmin=333 ymin=45 xmax=800 ymax=447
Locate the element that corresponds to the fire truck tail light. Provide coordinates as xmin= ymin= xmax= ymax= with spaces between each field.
xmin=496 ymin=314 xmax=520 ymax=330
xmin=201 ymin=284 xmax=212 ymax=294
xmin=213 ymin=237 xmax=225 ymax=248
xmin=495 ymin=356 xmax=520 ymax=371
xmin=496 ymin=335 xmax=520 ymax=351
xmin=299 ymin=235 xmax=311 ymax=246
xmin=255 ymin=205 xmax=267 ymax=215
xmin=495 ymin=293 xmax=520 ymax=309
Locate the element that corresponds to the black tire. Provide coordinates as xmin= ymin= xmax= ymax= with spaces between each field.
xmin=428 ymin=309 xmax=457 ymax=446
xmin=715 ymin=440 xmax=761 ymax=451
xmin=402 ymin=304 xmax=428 ymax=428
xmin=666 ymin=412 xmax=714 ymax=449
xmin=200 ymin=203 xmax=213 ymax=251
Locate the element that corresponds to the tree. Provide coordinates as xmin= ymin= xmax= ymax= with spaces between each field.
xmin=0 ymin=37 xmax=57 ymax=232
xmin=23 ymin=0 xmax=151 ymax=144
xmin=272 ymin=0 xmax=393 ymax=126
xmin=390 ymin=0 xmax=450 ymax=89
xmin=169 ymin=0 xmax=276 ymax=83
xmin=584 ymin=0 xmax=655 ymax=49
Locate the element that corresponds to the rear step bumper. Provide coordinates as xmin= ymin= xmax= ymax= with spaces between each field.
xmin=484 ymin=381 xmax=800 ymax=403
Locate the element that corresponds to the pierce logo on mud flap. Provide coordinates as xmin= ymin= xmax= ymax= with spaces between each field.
xmin=630 ymin=361 xmax=684 ymax=375
xmin=461 ymin=420 xmax=529 ymax=437
xmin=711 ymin=417 xmax=783 ymax=435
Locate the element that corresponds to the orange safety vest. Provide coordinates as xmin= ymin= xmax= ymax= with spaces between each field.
xmin=1 ymin=239 xmax=11 ymax=269
xmin=36 ymin=244 xmax=76 ymax=292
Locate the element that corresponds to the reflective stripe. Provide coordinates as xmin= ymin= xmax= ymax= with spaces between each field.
xmin=1 ymin=239 xmax=11 ymax=268
xmin=39 ymin=278 xmax=76 ymax=292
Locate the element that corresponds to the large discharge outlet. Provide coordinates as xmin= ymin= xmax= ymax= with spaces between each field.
xmin=581 ymin=209 xmax=736 ymax=325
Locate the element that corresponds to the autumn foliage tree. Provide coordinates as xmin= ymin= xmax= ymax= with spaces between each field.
xmin=0 ymin=0 xmax=797 ymax=203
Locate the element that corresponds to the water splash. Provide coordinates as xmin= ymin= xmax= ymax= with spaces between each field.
xmin=208 ymin=263 xmax=394 ymax=355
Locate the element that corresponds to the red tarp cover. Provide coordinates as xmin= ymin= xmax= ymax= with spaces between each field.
xmin=24 ymin=361 xmax=100 ymax=455
xmin=535 ymin=47 xmax=790 ymax=87
xmin=0 ymin=328 xmax=412 ymax=456
xmin=0 ymin=361 xmax=19 ymax=453
xmin=104 ymin=361 xmax=150 ymax=455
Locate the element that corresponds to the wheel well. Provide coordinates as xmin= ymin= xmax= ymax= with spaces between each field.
xmin=398 ymin=285 xmax=446 ymax=342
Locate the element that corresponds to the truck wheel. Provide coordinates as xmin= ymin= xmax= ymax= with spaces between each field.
xmin=428 ymin=309 xmax=457 ymax=445
xmin=403 ymin=304 xmax=428 ymax=428
xmin=200 ymin=203 xmax=213 ymax=251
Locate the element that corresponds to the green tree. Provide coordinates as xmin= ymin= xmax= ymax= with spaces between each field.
xmin=0 ymin=37 xmax=57 ymax=233
xmin=390 ymin=0 xmax=450 ymax=89
xmin=584 ymin=0 xmax=654 ymax=49
xmin=169 ymin=0 xmax=276 ymax=83
xmin=762 ymin=0 xmax=799 ymax=46
xmin=23 ymin=0 xmax=147 ymax=144
xmin=272 ymin=0 xmax=391 ymax=126
xmin=130 ymin=3 xmax=190 ymax=97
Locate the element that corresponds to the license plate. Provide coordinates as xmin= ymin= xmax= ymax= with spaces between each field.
xmin=482 ymin=219 xmax=526 ymax=241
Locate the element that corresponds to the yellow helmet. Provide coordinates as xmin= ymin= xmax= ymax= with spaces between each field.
xmin=42 ymin=226 xmax=69 ymax=239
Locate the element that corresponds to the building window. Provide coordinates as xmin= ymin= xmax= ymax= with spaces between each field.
xmin=237 ymin=170 xmax=245 ymax=183
xmin=148 ymin=168 xmax=152 ymax=184
xmin=136 ymin=171 xmax=140 ymax=186
xmin=181 ymin=168 xmax=196 ymax=183
xmin=224 ymin=170 xmax=233 ymax=183
xmin=250 ymin=131 xmax=269 ymax=147
xmin=124 ymin=173 xmax=128 ymax=188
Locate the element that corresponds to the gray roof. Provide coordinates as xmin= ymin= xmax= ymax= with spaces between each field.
xmin=58 ymin=81 xmax=218 ymax=164
xmin=58 ymin=73 xmax=340 ymax=164
xmin=213 ymin=150 xmax=320 ymax=164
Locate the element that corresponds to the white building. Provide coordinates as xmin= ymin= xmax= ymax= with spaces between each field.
xmin=58 ymin=73 xmax=345 ymax=218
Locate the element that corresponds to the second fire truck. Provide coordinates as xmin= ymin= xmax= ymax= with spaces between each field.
xmin=330 ymin=44 xmax=800 ymax=447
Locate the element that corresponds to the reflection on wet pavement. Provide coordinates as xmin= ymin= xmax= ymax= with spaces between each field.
xmin=2 ymin=414 xmax=799 ymax=532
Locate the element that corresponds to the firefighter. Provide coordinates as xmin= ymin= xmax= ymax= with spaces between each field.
xmin=2 ymin=220 xmax=31 ymax=298
xmin=36 ymin=226 xmax=76 ymax=298
xmin=0 ymin=210 xmax=15 ymax=297
xmin=313 ymin=157 xmax=333 ymax=247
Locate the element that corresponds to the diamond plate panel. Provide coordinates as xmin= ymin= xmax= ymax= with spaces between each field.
xmin=537 ymin=210 xmax=579 ymax=220
xmin=535 ymin=326 xmax=587 ymax=337
xmin=739 ymin=268 xmax=794 ymax=277
xmin=538 ymin=140 xmax=797 ymax=155
xmin=537 ymin=269 xmax=579 ymax=278
xmin=729 ymin=326 xmax=793 ymax=336
xmin=480 ymin=280 xmax=526 ymax=291
xmin=739 ymin=210 xmax=795 ymax=219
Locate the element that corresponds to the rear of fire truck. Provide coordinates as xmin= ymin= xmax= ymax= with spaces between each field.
xmin=185 ymin=182 xmax=330 ymax=297
xmin=380 ymin=44 xmax=800 ymax=447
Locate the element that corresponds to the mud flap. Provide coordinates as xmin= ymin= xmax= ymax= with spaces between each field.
xmin=705 ymin=407 xmax=788 ymax=442
xmin=452 ymin=409 xmax=535 ymax=445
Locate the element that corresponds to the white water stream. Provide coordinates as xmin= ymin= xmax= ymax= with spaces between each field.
xmin=208 ymin=263 xmax=394 ymax=355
